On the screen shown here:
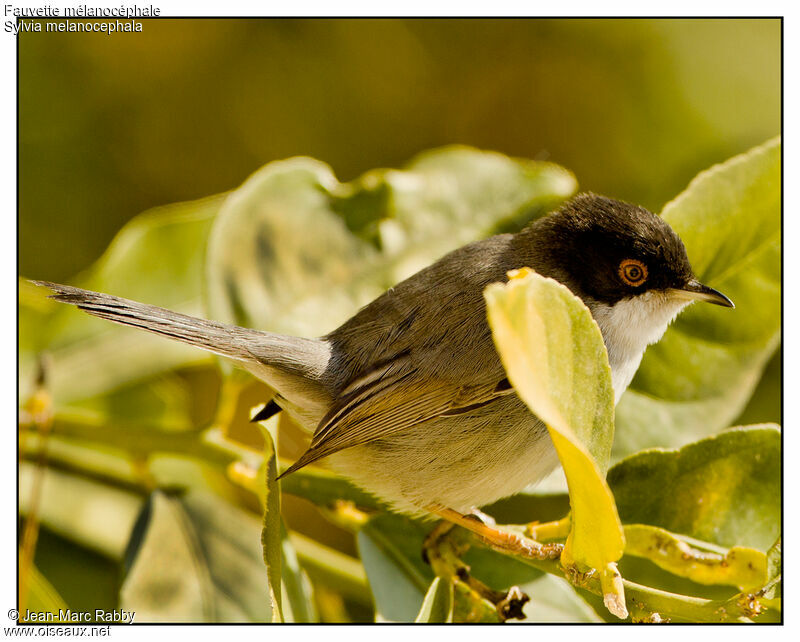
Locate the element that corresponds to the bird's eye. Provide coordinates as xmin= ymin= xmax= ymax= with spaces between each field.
xmin=618 ymin=259 xmax=648 ymax=286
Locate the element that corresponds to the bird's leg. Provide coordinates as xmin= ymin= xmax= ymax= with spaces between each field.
xmin=422 ymin=516 xmax=529 ymax=621
xmin=467 ymin=507 xmax=496 ymax=526
xmin=427 ymin=505 xmax=563 ymax=561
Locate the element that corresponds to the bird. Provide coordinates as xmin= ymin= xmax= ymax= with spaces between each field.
xmin=35 ymin=193 xmax=733 ymax=533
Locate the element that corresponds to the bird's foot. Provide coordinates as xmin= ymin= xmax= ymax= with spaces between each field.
xmin=427 ymin=505 xmax=563 ymax=561
xmin=466 ymin=507 xmax=496 ymax=526
xmin=495 ymin=585 xmax=530 ymax=621
xmin=422 ymin=517 xmax=530 ymax=621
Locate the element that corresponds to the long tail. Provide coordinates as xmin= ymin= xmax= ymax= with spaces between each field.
xmin=34 ymin=281 xmax=264 ymax=362
xmin=34 ymin=281 xmax=333 ymax=420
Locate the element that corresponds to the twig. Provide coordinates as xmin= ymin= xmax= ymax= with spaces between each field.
xmin=18 ymin=360 xmax=54 ymax=617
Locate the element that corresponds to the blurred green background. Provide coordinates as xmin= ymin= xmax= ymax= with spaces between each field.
xmin=20 ymin=18 xmax=780 ymax=282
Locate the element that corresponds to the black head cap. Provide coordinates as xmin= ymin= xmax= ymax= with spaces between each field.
xmin=523 ymin=193 xmax=695 ymax=305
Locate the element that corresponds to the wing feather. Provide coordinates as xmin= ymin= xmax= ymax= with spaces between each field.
xmin=278 ymin=361 xmax=515 ymax=478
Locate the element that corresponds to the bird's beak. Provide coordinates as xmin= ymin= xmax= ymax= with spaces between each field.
xmin=669 ymin=279 xmax=735 ymax=308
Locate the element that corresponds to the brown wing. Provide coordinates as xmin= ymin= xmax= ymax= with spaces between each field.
xmin=277 ymin=359 xmax=514 ymax=478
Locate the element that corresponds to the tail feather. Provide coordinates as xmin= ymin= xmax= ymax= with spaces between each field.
xmin=34 ymin=280 xmax=334 ymax=433
xmin=33 ymin=281 xmax=261 ymax=363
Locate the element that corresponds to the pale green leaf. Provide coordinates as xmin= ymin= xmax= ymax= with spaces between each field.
xmin=357 ymin=515 xmax=432 ymax=622
xmin=485 ymin=270 xmax=615 ymax=469
xmin=415 ymin=577 xmax=454 ymax=622
xmin=120 ymin=491 xmax=271 ymax=622
xmin=206 ymin=158 xmax=380 ymax=336
xmin=206 ymin=148 xmax=576 ymax=335
xmin=615 ymin=138 xmax=781 ymax=458
xmin=252 ymin=416 xmax=317 ymax=622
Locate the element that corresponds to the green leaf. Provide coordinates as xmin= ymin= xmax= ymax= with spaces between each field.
xmin=259 ymin=427 xmax=283 ymax=622
xmin=735 ymin=350 xmax=781 ymax=426
xmin=415 ymin=577 xmax=454 ymax=622
xmin=608 ymin=425 xmax=781 ymax=552
xmin=206 ymin=148 xmax=576 ymax=334
xmin=206 ymin=158 xmax=380 ymax=335
xmin=254 ymin=418 xmax=317 ymax=622
xmin=356 ymin=514 xmax=433 ymax=622
xmin=120 ymin=490 xmax=272 ymax=622
xmin=615 ymin=138 xmax=781 ymax=458
xmin=484 ymin=269 xmax=626 ymax=617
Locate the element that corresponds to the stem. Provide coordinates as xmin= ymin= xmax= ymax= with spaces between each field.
xmin=508 ymin=552 xmax=754 ymax=622
xmin=19 ymin=418 xmax=258 ymax=481
xmin=18 ymin=383 xmax=54 ymax=617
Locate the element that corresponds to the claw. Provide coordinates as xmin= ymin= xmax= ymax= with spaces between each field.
xmin=496 ymin=585 xmax=530 ymax=621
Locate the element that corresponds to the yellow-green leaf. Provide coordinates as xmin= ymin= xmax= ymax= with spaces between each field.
xmin=484 ymin=270 xmax=625 ymax=617
xmin=259 ymin=426 xmax=283 ymax=622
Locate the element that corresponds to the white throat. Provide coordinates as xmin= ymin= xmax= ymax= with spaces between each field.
xmin=590 ymin=291 xmax=690 ymax=403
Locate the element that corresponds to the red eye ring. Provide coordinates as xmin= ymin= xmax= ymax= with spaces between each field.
xmin=618 ymin=259 xmax=648 ymax=286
